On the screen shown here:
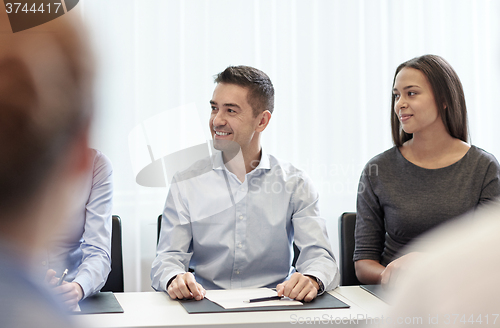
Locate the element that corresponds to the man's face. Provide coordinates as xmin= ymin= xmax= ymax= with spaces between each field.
xmin=209 ymin=83 xmax=262 ymax=154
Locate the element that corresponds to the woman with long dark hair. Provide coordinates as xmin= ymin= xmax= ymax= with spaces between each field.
xmin=354 ymin=55 xmax=500 ymax=285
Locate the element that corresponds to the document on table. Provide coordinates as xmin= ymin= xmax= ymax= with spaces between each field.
xmin=205 ymin=288 xmax=303 ymax=309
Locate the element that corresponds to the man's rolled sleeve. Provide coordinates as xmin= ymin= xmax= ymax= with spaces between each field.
xmin=151 ymin=176 xmax=193 ymax=292
xmin=291 ymin=174 xmax=340 ymax=291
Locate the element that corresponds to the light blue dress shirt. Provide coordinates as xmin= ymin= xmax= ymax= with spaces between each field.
xmin=40 ymin=149 xmax=113 ymax=299
xmin=151 ymin=150 xmax=339 ymax=292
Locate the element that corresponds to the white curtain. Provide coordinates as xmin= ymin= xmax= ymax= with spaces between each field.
xmin=77 ymin=0 xmax=500 ymax=291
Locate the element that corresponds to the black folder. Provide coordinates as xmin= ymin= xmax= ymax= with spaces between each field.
xmin=75 ymin=292 xmax=124 ymax=315
xmin=360 ymin=285 xmax=389 ymax=304
xmin=179 ymin=292 xmax=350 ymax=314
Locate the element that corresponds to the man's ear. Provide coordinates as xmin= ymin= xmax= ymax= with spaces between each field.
xmin=256 ymin=110 xmax=271 ymax=132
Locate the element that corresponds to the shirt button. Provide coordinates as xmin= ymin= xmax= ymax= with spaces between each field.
xmin=235 ymin=270 xmax=240 ymax=275
xmin=239 ymin=215 xmax=244 ymax=220
xmin=42 ymin=261 xmax=47 ymax=266
xmin=237 ymin=243 xmax=242 ymax=248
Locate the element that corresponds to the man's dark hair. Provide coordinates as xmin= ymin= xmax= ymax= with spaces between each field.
xmin=391 ymin=54 xmax=468 ymax=147
xmin=214 ymin=65 xmax=274 ymax=117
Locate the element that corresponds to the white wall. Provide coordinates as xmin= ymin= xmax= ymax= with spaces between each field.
xmin=78 ymin=0 xmax=500 ymax=291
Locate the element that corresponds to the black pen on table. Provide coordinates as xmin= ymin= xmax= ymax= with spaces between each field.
xmin=245 ymin=296 xmax=283 ymax=303
xmin=56 ymin=269 xmax=68 ymax=286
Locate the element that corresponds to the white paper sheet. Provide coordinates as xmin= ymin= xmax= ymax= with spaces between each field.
xmin=205 ymin=288 xmax=303 ymax=309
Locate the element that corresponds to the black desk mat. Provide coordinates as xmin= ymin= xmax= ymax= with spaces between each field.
xmin=179 ymin=292 xmax=350 ymax=314
xmin=360 ymin=285 xmax=389 ymax=304
xmin=75 ymin=292 xmax=124 ymax=314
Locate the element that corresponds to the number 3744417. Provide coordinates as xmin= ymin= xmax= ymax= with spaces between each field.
xmin=5 ymin=3 xmax=62 ymax=14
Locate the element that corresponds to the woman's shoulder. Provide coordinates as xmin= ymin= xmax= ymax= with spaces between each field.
xmin=360 ymin=146 xmax=401 ymax=179
xmin=468 ymin=145 xmax=500 ymax=166
xmin=364 ymin=146 xmax=399 ymax=166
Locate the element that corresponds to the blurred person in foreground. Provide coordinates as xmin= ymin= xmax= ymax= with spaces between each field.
xmin=385 ymin=200 xmax=500 ymax=327
xmin=0 ymin=10 xmax=94 ymax=328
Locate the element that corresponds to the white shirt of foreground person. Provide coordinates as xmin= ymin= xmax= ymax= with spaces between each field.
xmin=43 ymin=149 xmax=113 ymax=299
xmin=386 ymin=201 xmax=500 ymax=327
xmin=151 ymin=148 xmax=339 ymax=292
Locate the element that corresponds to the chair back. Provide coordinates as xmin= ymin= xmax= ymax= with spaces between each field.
xmin=338 ymin=212 xmax=361 ymax=286
xmin=101 ymin=215 xmax=124 ymax=292
xmin=157 ymin=214 xmax=162 ymax=245
xmin=291 ymin=243 xmax=300 ymax=268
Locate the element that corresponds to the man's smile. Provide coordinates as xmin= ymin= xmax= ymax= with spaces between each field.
xmin=215 ymin=131 xmax=231 ymax=136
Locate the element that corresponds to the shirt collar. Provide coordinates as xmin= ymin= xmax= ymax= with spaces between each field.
xmin=212 ymin=148 xmax=270 ymax=173
xmin=212 ymin=151 xmax=225 ymax=170
xmin=256 ymin=148 xmax=270 ymax=170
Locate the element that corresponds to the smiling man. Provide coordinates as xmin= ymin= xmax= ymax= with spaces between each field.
xmin=151 ymin=66 xmax=339 ymax=302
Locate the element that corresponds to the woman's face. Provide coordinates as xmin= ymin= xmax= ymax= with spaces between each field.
xmin=392 ymin=67 xmax=443 ymax=136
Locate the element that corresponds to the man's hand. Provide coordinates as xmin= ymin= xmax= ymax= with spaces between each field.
xmin=45 ymin=269 xmax=83 ymax=310
xmin=54 ymin=282 xmax=84 ymax=310
xmin=167 ymin=272 xmax=206 ymax=301
xmin=380 ymin=252 xmax=421 ymax=286
xmin=276 ymin=272 xmax=319 ymax=302
xmin=45 ymin=269 xmax=59 ymax=285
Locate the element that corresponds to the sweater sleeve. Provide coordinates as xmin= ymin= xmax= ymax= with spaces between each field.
xmin=353 ymin=164 xmax=385 ymax=263
xmin=478 ymin=153 xmax=500 ymax=205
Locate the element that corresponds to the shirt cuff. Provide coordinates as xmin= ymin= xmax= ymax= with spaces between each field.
xmin=160 ymin=270 xmax=188 ymax=292
xmin=73 ymin=275 xmax=91 ymax=300
xmin=305 ymin=275 xmax=325 ymax=295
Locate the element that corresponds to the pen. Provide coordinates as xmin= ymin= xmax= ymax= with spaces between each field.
xmin=56 ymin=269 xmax=68 ymax=286
xmin=245 ymin=296 xmax=283 ymax=303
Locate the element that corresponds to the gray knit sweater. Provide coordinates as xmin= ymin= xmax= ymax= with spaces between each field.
xmin=354 ymin=145 xmax=500 ymax=266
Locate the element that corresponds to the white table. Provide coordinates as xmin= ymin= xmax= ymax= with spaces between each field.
xmin=76 ymin=286 xmax=390 ymax=328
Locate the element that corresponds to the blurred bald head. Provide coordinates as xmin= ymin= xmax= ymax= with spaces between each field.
xmin=0 ymin=15 xmax=93 ymax=218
